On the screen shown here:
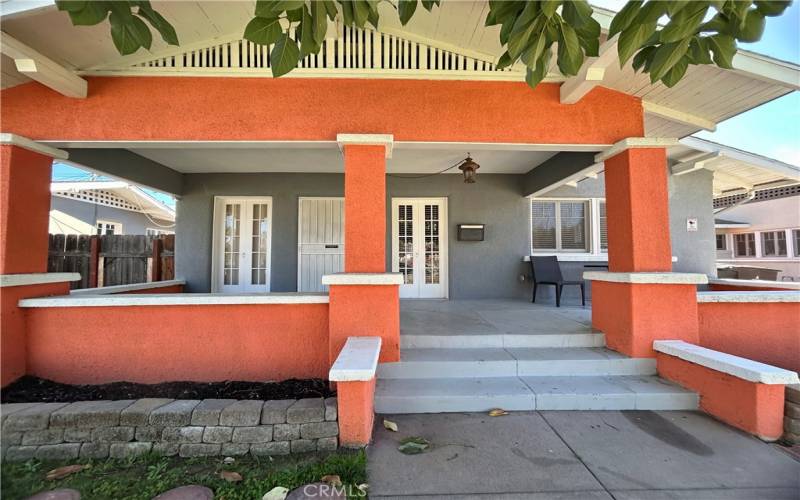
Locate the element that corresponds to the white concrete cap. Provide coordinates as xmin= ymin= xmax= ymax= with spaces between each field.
xmin=653 ymin=340 xmax=800 ymax=385
xmin=336 ymin=134 xmax=394 ymax=158
xmin=594 ymin=137 xmax=678 ymax=162
xmin=0 ymin=133 xmax=68 ymax=159
xmin=70 ymin=279 xmax=186 ymax=295
xmin=0 ymin=272 xmax=80 ymax=287
xmin=19 ymin=292 xmax=329 ymax=308
xmin=321 ymin=273 xmax=404 ymax=286
xmin=697 ymin=291 xmax=800 ymax=303
xmin=329 ymin=336 xmax=382 ymax=382
xmin=583 ymin=271 xmax=708 ymax=284
xmin=708 ymin=278 xmax=800 ymax=291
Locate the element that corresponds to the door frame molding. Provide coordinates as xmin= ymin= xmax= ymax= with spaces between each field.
xmin=211 ymin=195 xmax=273 ymax=293
xmin=297 ymin=196 xmax=345 ymax=292
xmin=391 ymin=196 xmax=449 ymax=299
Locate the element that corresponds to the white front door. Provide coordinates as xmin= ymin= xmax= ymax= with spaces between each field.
xmin=212 ymin=197 xmax=272 ymax=293
xmin=391 ymin=197 xmax=448 ymax=299
xmin=298 ymin=197 xmax=345 ymax=292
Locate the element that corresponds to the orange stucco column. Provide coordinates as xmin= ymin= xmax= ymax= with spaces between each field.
xmin=604 ymin=147 xmax=672 ymax=272
xmin=342 ymin=141 xmax=388 ymax=272
xmin=336 ymin=378 xmax=377 ymax=447
xmin=589 ymin=140 xmax=704 ymax=358
xmin=0 ymin=141 xmax=60 ymax=274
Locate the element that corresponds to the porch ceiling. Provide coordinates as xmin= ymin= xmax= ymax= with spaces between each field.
xmin=129 ymin=146 xmax=558 ymax=175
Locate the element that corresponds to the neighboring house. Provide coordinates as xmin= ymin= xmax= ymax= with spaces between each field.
xmin=713 ymin=184 xmax=800 ymax=281
xmin=49 ymin=180 xmax=175 ymax=236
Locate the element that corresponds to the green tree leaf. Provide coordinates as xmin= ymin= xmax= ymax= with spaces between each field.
xmin=660 ymin=56 xmax=689 ymax=87
xmin=707 ymin=34 xmax=736 ymax=68
xmin=687 ymin=36 xmax=713 ymax=64
xmin=557 ymin=23 xmax=583 ymax=76
xmin=55 ymin=1 xmax=88 ymax=13
xmin=496 ymin=51 xmax=513 ymax=69
xmin=618 ymin=21 xmax=657 ymax=65
xmin=244 ymin=16 xmax=283 ymax=46
xmin=754 ymin=0 xmax=791 ymax=16
xmin=398 ymin=0 xmax=417 ymax=25
xmin=137 ymin=2 xmax=179 ymax=46
xmin=271 ymin=33 xmax=300 ymax=77
xmin=632 ymin=45 xmax=657 ymax=72
xmin=736 ymin=9 xmax=766 ymax=42
xmin=421 ymin=0 xmax=440 ymax=12
xmin=540 ymin=0 xmax=560 ymax=19
xmin=521 ymin=32 xmax=547 ymax=67
xmin=659 ymin=3 xmax=709 ymax=43
xmin=648 ymin=40 xmax=689 ymax=82
xmin=608 ymin=0 xmax=643 ymax=38
xmin=562 ymin=0 xmax=593 ymax=27
xmin=299 ymin=5 xmax=320 ymax=56
xmin=525 ymin=49 xmax=551 ymax=89
xmin=67 ymin=1 xmax=110 ymax=26
xmin=312 ymin=0 xmax=329 ymax=44
xmin=323 ymin=0 xmax=338 ymax=21
xmin=352 ymin=0 xmax=370 ymax=26
xmin=109 ymin=11 xmax=152 ymax=55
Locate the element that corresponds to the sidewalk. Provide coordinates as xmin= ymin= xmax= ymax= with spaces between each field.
xmin=367 ymin=410 xmax=800 ymax=499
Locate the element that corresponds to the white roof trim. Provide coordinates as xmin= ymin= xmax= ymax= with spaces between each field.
xmin=654 ymin=340 xmax=799 ymax=385
xmin=680 ymin=137 xmax=800 ymax=182
xmin=50 ymin=180 xmax=176 ymax=220
xmin=595 ymin=138 xmax=679 ymax=162
xmin=329 ymin=337 xmax=382 ymax=382
xmin=337 ymin=134 xmax=394 ymax=159
xmin=1 ymin=133 xmax=67 ymax=159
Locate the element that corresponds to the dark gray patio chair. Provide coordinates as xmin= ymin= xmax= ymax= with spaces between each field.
xmin=529 ymin=256 xmax=585 ymax=307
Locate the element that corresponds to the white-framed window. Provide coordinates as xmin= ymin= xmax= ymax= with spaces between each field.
xmin=146 ymin=228 xmax=174 ymax=236
xmin=734 ymin=233 xmax=756 ymax=257
xmin=761 ymin=231 xmax=787 ymax=257
xmin=794 ymin=229 xmax=800 ymax=257
xmin=531 ymin=198 xmax=606 ymax=255
xmin=96 ymin=220 xmax=122 ymax=235
xmin=716 ymin=234 xmax=727 ymax=250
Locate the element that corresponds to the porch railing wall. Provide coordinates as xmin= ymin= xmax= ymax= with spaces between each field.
xmin=47 ymin=234 xmax=174 ymax=289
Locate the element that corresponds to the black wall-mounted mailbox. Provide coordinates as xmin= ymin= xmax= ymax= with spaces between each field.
xmin=458 ymin=224 xmax=485 ymax=241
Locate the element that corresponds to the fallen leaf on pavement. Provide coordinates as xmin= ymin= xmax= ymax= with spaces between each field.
xmin=46 ymin=464 xmax=88 ymax=480
xmin=219 ymin=470 xmax=243 ymax=482
xmin=383 ymin=419 xmax=399 ymax=432
xmin=320 ymin=474 xmax=342 ymax=486
xmin=398 ymin=436 xmax=430 ymax=455
xmin=262 ymin=486 xmax=289 ymax=500
xmin=489 ymin=408 xmax=508 ymax=417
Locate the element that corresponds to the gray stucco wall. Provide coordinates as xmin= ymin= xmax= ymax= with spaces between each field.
xmin=668 ymin=169 xmax=717 ymax=276
xmin=50 ymin=196 xmax=173 ymax=235
xmin=65 ymin=149 xmax=184 ymax=195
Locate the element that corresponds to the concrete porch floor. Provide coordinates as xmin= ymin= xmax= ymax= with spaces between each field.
xmin=367 ymin=411 xmax=800 ymax=499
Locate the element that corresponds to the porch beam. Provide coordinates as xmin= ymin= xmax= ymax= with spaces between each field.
xmin=642 ymin=101 xmax=717 ymax=132
xmin=522 ymin=152 xmax=598 ymax=198
xmin=0 ymin=31 xmax=87 ymax=98
xmin=560 ymin=38 xmax=619 ymax=104
xmin=711 ymin=168 xmax=755 ymax=191
xmin=64 ymin=149 xmax=184 ymax=195
xmin=595 ymin=137 xmax=678 ymax=163
xmin=670 ymin=152 xmax=720 ymax=176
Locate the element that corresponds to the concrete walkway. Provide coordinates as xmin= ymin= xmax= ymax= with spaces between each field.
xmin=367 ymin=411 xmax=800 ymax=499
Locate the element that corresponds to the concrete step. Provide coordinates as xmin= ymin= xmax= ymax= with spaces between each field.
xmin=377 ymin=347 xmax=656 ymax=379
xmin=400 ymin=331 xmax=605 ymax=349
xmin=374 ymin=375 xmax=698 ymax=414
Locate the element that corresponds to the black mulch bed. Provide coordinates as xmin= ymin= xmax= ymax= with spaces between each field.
xmin=1 ymin=376 xmax=335 ymax=403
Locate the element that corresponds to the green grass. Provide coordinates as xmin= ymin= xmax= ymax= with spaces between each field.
xmin=2 ymin=450 xmax=367 ymax=500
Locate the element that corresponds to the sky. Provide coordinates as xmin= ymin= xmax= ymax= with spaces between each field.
xmin=592 ymin=0 xmax=800 ymax=167
xmin=52 ymin=0 xmax=800 ymax=192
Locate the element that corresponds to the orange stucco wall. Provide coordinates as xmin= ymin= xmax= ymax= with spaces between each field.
xmin=119 ymin=284 xmax=185 ymax=294
xmin=25 ymin=303 xmax=329 ymax=384
xmin=0 ymin=145 xmax=53 ymax=274
xmin=344 ymin=145 xmax=386 ymax=272
xmin=1 ymin=282 xmax=71 ymax=386
xmin=328 ymin=285 xmax=400 ymax=365
xmin=657 ymin=353 xmax=786 ymax=441
xmin=0 ymin=78 xmax=643 ymax=144
xmin=698 ymin=302 xmax=800 ymax=373
xmin=604 ymin=148 xmax=672 ymax=272
xmin=337 ymin=377 xmax=377 ymax=447
xmin=592 ymin=281 xmax=699 ymax=358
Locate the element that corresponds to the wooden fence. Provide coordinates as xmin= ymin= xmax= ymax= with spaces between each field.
xmin=47 ymin=234 xmax=175 ymax=289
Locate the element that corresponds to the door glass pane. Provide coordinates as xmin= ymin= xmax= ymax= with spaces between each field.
xmin=224 ymin=203 xmax=240 ymax=285
xmin=425 ymin=204 xmax=440 ymax=284
xmin=398 ymin=204 xmax=413 ymax=284
xmin=560 ymin=202 xmax=587 ymax=251
xmin=250 ymin=203 xmax=269 ymax=285
xmin=531 ymin=202 xmax=556 ymax=250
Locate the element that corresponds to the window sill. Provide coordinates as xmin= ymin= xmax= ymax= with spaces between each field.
xmin=524 ymin=254 xmax=609 ymax=262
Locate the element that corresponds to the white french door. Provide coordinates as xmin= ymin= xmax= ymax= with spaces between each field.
xmin=391 ymin=198 xmax=448 ymax=299
xmin=212 ymin=196 xmax=272 ymax=293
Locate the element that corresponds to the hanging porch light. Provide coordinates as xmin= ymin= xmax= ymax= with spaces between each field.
xmin=458 ymin=154 xmax=480 ymax=183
